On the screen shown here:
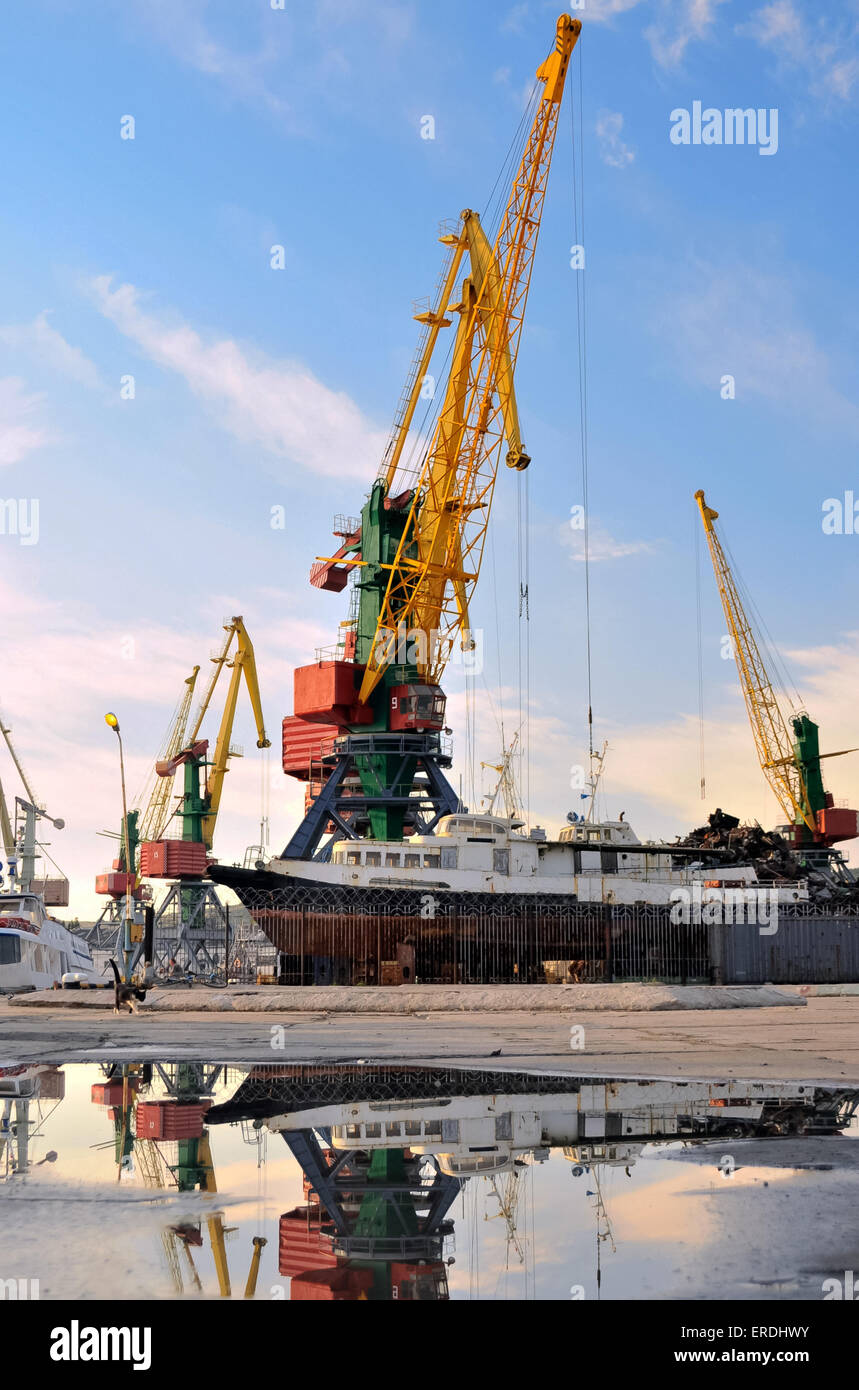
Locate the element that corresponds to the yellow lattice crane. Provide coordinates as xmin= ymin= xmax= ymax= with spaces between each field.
xmin=695 ymin=490 xmax=858 ymax=845
xmin=282 ymin=15 xmax=582 ymax=854
xmin=356 ymin=15 xmax=581 ymax=704
xmin=163 ymin=617 xmax=271 ymax=852
xmin=137 ymin=668 xmax=200 ymax=847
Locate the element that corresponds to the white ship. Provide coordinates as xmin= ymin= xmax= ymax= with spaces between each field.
xmin=0 ymin=889 xmax=98 ymax=992
xmin=0 ymin=797 xmax=98 ymax=993
xmin=221 ymin=812 xmax=809 ymax=909
xmin=207 ymin=1072 xmax=830 ymax=1179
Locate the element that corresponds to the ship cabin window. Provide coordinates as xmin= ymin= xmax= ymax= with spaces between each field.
xmin=365 ymin=852 xmax=381 ymax=867
xmin=336 ymin=1119 xmax=441 ymax=1141
xmin=0 ymin=936 xmax=21 ymax=964
xmin=346 ymin=851 xmax=361 ymax=867
xmin=424 ymin=852 xmax=440 ymax=868
xmin=385 ymin=853 xmax=401 ymax=868
xmin=404 ymin=853 xmax=421 ymax=869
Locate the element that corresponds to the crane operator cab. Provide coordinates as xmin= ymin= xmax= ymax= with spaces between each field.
xmin=389 ymin=684 xmax=446 ymax=732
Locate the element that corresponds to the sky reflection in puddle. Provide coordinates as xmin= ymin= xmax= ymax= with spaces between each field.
xmin=2 ymin=1062 xmax=857 ymax=1302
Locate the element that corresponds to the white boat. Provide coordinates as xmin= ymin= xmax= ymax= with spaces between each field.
xmin=229 ymin=813 xmax=809 ymax=909
xmin=0 ymin=890 xmax=99 ymax=992
xmin=0 ymin=797 xmax=98 ymax=992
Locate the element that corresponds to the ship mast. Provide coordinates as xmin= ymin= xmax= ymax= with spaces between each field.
xmin=585 ymin=741 xmax=609 ymax=824
xmin=480 ymin=732 xmax=521 ymax=821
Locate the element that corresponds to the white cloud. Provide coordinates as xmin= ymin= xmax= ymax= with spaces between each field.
xmin=0 ymin=377 xmax=52 ymax=466
xmin=0 ymin=575 xmax=330 ymax=917
xmin=596 ymin=109 xmax=636 ymax=167
xmin=651 ymin=260 xmax=859 ymax=435
xmin=0 ymin=313 xmax=101 ymax=390
xmin=744 ymin=0 xmax=801 ymax=46
xmin=563 ymin=1 xmax=729 ymax=69
xmin=131 ymin=0 xmax=295 ymax=125
xmin=584 ymin=0 xmax=859 ymax=101
xmin=742 ymin=1 xmax=859 ymax=104
xmin=585 ymin=0 xmax=649 ymax=20
xmin=313 ymin=0 xmax=415 ymax=45
xmin=645 ymin=0 xmax=730 ymax=69
xmin=131 ymin=0 xmax=416 ymax=131
xmin=562 ymin=518 xmax=656 ymax=562
xmin=87 ymin=275 xmax=387 ymax=481
xmin=501 ymin=3 xmax=530 ymax=34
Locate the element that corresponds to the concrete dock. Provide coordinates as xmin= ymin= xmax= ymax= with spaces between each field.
xmin=2 ymin=992 xmax=859 ymax=1081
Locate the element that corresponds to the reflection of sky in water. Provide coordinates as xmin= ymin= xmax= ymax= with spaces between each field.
xmin=2 ymin=1065 xmax=858 ymax=1301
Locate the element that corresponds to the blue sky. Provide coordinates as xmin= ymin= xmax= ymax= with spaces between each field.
xmin=1 ymin=0 xmax=858 ymax=912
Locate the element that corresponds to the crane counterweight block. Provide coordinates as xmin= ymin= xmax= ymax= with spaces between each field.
xmin=155 ymin=739 xmax=209 ymax=778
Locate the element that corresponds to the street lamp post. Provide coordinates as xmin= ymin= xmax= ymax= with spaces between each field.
xmin=105 ymin=712 xmax=134 ymax=982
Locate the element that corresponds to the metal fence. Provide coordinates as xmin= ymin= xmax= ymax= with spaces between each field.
xmin=148 ymin=901 xmax=277 ymax=984
xmin=140 ymin=883 xmax=859 ymax=986
xmin=237 ymin=887 xmax=715 ymax=985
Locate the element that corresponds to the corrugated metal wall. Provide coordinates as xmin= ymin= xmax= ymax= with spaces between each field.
xmin=713 ymin=908 xmax=859 ymax=984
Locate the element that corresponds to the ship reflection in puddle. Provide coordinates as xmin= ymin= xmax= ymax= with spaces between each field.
xmin=2 ymin=1063 xmax=858 ymax=1301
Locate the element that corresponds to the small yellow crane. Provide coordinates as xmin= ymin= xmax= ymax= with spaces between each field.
xmin=151 ymin=617 xmax=270 ymax=853
xmin=695 ymin=490 xmax=858 ymax=845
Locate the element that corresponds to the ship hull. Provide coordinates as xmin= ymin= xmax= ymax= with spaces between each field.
xmin=208 ymin=864 xmax=711 ymax=985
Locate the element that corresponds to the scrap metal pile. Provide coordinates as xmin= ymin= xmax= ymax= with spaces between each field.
xmin=677 ymin=808 xmax=859 ymax=902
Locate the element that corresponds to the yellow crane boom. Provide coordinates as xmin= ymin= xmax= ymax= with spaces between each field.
xmin=137 ymin=667 xmax=200 ymax=845
xmin=0 ymin=773 xmax=14 ymax=861
xmin=356 ymin=14 xmax=581 ymax=705
xmin=202 ymin=618 xmax=270 ymax=849
xmin=694 ymin=489 xmax=816 ymax=835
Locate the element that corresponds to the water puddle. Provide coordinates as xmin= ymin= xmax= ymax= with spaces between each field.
xmin=2 ymin=1062 xmax=857 ymax=1301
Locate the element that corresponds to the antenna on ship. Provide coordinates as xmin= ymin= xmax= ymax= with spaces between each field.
xmin=586 ymin=1164 xmax=616 ymax=1298
xmin=480 ymin=732 xmax=521 ymax=822
xmin=585 ymin=741 xmax=609 ymax=824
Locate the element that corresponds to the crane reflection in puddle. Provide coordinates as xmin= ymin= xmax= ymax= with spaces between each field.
xmin=9 ymin=1060 xmax=851 ymax=1301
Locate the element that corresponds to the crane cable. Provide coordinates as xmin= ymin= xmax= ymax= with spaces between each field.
xmin=695 ymin=513 xmax=706 ymax=800
xmin=382 ymin=79 xmax=543 ymax=813
xmin=393 ymin=82 xmax=540 ymax=494
xmin=493 ymin=83 xmax=539 ymax=823
xmin=412 ymin=79 xmax=539 ymax=812
xmin=721 ymin=532 xmax=804 ymax=712
xmin=517 ymin=470 xmax=530 ymax=830
xmin=570 ymin=40 xmax=594 ymax=772
xmin=259 ymin=745 xmax=271 ymax=854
